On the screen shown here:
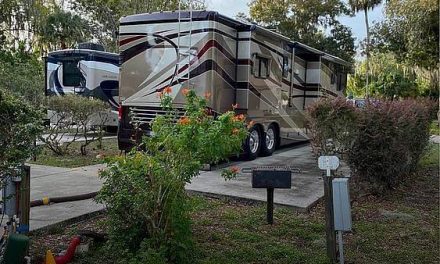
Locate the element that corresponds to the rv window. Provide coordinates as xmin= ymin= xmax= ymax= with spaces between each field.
xmin=253 ymin=55 xmax=270 ymax=79
xmin=62 ymin=60 xmax=82 ymax=87
xmin=282 ymin=56 xmax=289 ymax=78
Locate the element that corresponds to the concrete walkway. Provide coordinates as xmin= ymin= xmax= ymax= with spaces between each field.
xmin=28 ymin=144 xmax=325 ymax=230
xmin=29 ymin=164 xmax=105 ymax=230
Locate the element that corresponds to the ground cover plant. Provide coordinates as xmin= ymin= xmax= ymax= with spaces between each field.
xmin=96 ymin=88 xmax=248 ymax=263
xmin=28 ymin=143 xmax=439 ymax=264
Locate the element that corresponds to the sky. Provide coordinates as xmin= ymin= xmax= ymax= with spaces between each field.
xmin=206 ymin=0 xmax=385 ymax=47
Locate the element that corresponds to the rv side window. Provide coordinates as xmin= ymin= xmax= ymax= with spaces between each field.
xmin=62 ymin=60 xmax=82 ymax=87
xmin=253 ymin=55 xmax=270 ymax=79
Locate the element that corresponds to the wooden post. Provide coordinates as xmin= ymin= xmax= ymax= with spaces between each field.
xmin=267 ymin=188 xmax=274 ymax=224
xmin=18 ymin=166 xmax=30 ymax=233
xmin=324 ymin=173 xmax=337 ymax=262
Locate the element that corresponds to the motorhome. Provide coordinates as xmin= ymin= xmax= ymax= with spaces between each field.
xmin=44 ymin=43 xmax=120 ymax=127
xmin=117 ymin=11 xmax=350 ymax=158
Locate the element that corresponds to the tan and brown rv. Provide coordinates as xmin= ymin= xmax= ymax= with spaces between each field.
xmin=117 ymin=11 xmax=350 ymax=159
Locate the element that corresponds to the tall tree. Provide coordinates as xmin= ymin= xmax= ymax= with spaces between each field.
xmin=348 ymin=0 xmax=382 ymax=96
xmin=370 ymin=0 xmax=439 ymax=69
xmin=249 ymin=0 xmax=355 ymax=63
xmin=37 ymin=8 xmax=93 ymax=50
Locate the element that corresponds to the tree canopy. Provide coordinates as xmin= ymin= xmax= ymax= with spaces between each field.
xmin=249 ymin=0 xmax=356 ymax=63
xmin=370 ymin=0 xmax=439 ymax=69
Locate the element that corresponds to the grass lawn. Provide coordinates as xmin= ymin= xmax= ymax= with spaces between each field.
xmin=29 ymin=144 xmax=439 ymax=263
xmin=28 ymin=138 xmax=120 ymax=168
xmin=430 ymin=120 xmax=440 ymax=135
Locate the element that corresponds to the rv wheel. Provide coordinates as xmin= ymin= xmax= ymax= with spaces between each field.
xmin=261 ymin=124 xmax=277 ymax=156
xmin=244 ymin=126 xmax=261 ymax=160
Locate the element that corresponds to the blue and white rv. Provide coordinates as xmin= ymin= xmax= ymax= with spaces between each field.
xmin=44 ymin=43 xmax=120 ymax=127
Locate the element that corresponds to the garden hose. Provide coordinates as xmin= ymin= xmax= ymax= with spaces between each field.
xmin=30 ymin=192 xmax=98 ymax=207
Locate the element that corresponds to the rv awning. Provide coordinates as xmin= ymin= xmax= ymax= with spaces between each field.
xmin=321 ymin=54 xmax=351 ymax=67
xmin=290 ymin=41 xmax=351 ymax=67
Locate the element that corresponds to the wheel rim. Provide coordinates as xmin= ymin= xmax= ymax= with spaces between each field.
xmin=265 ymin=128 xmax=275 ymax=150
xmin=249 ymin=130 xmax=260 ymax=154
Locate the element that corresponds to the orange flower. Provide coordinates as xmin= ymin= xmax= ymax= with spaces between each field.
xmin=232 ymin=103 xmax=239 ymax=110
xmin=232 ymin=128 xmax=240 ymax=135
xmin=164 ymin=86 xmax=172 ymax=94
xmin=204 ymin=92 xmax=212 ymax=99
xmin=233 ymin=114 xmax=245 ymax=122
xmin=247 ymin=120 xmax=255 ymax=129
xmin=178 ymin=116 xmax=190 ymax=125
xmin=157 ymin=91 xmax=164 ymax=98
xmin=182 ymin=88 xmax=190 ymax=96
xmin=230 ymin=166 xmax=240 ymax=174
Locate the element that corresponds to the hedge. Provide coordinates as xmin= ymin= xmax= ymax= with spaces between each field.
xmin=307 ymin=97 xmax=437 ymax=194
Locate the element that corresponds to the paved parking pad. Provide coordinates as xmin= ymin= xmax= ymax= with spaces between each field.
xmin=28 ymin=143 xmax=324 ymax=230
xmin=187 ymin=144 xmax=324 ymax=211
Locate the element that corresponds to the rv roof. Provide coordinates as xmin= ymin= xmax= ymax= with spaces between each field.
xmin=48 ymin=49 xmax=118 ymax=60
xmin=119 ymin=10 xmax=350 ymax=67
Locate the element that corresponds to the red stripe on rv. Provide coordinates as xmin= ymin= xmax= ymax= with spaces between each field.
xmin=119 ymin=35 xmax=145 ymax=46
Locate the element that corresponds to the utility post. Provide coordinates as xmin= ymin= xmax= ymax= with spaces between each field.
xmin=318 ymin=155 xmax=340 ymax=263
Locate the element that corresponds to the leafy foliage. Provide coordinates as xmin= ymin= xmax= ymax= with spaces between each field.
xmin=37 ymin=8 xmax=93 ymax=50
xmin=42 ymin=95 xmax=110 ymax=156
xmin=346 ymin=53 xmax=425 ymax=98
xmin=0 ymin=49 xmax=44 ymax=106
xmin=370 ymin=0 xmax=439 ymax=69
xmin=307 ymin=97 xmax=437 ymax=194
xmin=0 ymin=88 xmax=43 ymax=177
xmin=249 ymin=0 xmax=356 ymax=62
xmin=306 ymin=97 xmax=358 ymax=156
xmin=97 ymin=89 xmax=248 ymax=263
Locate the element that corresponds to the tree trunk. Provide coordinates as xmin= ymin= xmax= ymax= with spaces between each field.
xmin=364 ymin=7 xmax=370 ymax=97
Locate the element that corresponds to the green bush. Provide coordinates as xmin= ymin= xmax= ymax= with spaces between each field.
xmin=97 ymin=88 xmax=248 ymax=263
xmin=307 ymin=97 xmax=358 ymax=156
xmin=42 ymin=94 xmax=110 ymax=155
xmin=307 ymin=98 xmax=436 ymax=194
xmin=0 ymin=88 xmax=42 ymax=178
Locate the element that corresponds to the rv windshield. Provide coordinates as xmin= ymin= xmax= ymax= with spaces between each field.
xmin=62 ymin=60 xmax=82 ymax=87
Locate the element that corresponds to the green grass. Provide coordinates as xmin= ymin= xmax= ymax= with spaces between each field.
xmin=430 ymin=120 xmax=440 ymax=135
xmin=30 ymin=145 xmax=439 ymax=264
xmin=29 ymin=138 xmax=120 ymax=168
xmin=419 ymin=142 xmax=439 ymax=167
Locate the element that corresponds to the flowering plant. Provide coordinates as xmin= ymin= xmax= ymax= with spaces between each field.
xmin=98 ymin=87 xmax=248 ymax=263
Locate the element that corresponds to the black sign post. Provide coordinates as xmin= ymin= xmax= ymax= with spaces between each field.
xmin=251 ymin=169 xmax=292 ymax=225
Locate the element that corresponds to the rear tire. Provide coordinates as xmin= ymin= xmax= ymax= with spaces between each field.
xmin=243 ymin=126 xmax=261 ymax=160
xmin=261 ymin=124 xmax=277 ymax=156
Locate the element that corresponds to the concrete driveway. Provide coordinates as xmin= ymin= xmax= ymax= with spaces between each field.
xmin=28 ymin=143 xmax=325 ymax=230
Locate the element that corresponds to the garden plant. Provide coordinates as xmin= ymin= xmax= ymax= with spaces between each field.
xmin=307 ymin=97 xmax=437 ymax=193
xmin=97 ymin=88 xmax=249 ymax=263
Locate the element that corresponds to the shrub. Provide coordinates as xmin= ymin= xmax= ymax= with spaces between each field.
xmin=307 ymin=98 xmax=436 ymax=194
xmin=306 ymin=96 xmax=358 ymax=156
xmin=97 ymin=88 xmax=248 ymax=263
xmin=0 ymin=88 xmax=42 ymax=178
xmin=42 ymin=94 xmax=111 ymax=155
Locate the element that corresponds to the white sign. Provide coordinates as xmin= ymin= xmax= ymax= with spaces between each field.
xmin=318 ymin=156 xmax=340 ymax=170
xmin=318 ymin=156 xmax=340 ymax=176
